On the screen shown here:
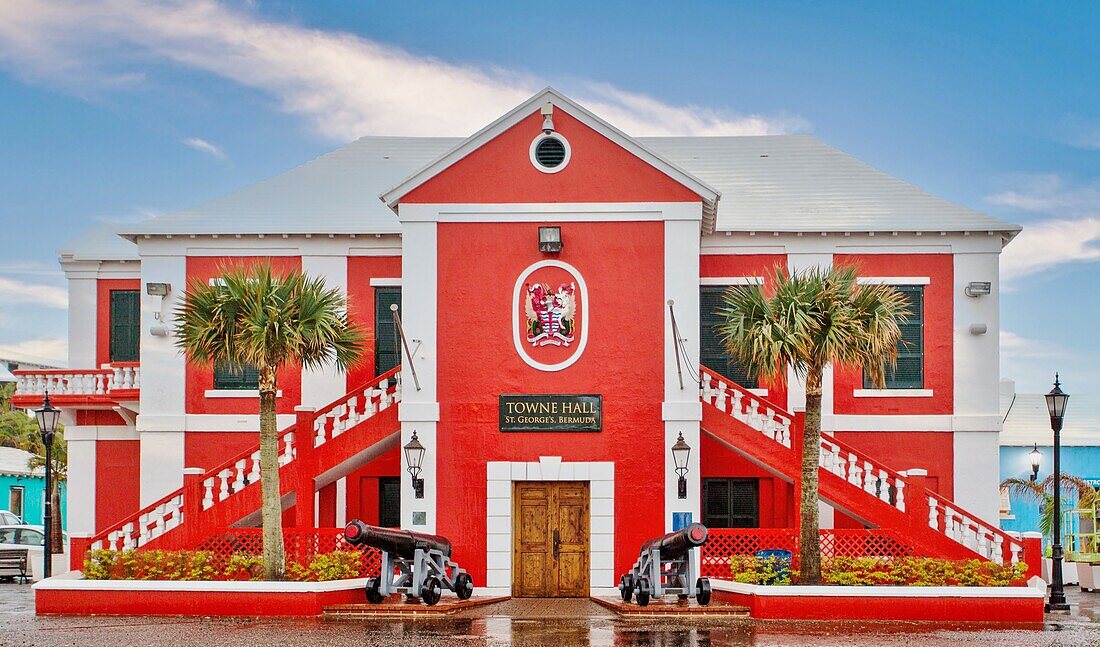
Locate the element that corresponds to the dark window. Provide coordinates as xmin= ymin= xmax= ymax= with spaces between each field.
xmin=378 ymin=477 xmax=401 ymax=528
xmin=375 ymin=287 xmax=402 ymax=376
xmin=864 ymin=285 xmax=924 ymax=389
xmin=700 ymin=286 xmax=757 ymax=388
xmin=8 ymin=486 xmax=24 ymax=519
xmin=109 ymin=290 xmax=141 ymax=362
xmin=214 ymin=362 xmax=259 ymax=390
xmin=702 ymin=478 xmax=759 ymax=528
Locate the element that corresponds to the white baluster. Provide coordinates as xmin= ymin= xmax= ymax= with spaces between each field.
xmin=863 ymin=462 xmax=877 ymax=495
xmin=928 ymin=496 xmax=939 ymax=530
xmin=777 ymin=418 xmax=791 ymax=447
xmin=249 ymin=451 xmax=262 ymax=482
xmin=333 ymin=405 xmax=347 ymax=437
xmin=217 ymin=469 xmax=232 ymax=501
xmin=895 ymin=479 xmax=906 ymax=512
xmin=847 ymin=454 xmax=863 ymax=487
xmin=716 ymin=380 xmax=729 ymax=413
xmin=202 ymin=477 xmax=215 ymax=509
xmin=393 ymin=374 xmax=402 ymax=403
xmin=314 ymin=418 xmax=326 ymax=448
xmin=1009 ymin=539 xmax=1022 ymax=565
xmin=877 ymin=470 xmax=891 ymax=503
xmin=233 ymin=459 xmax=247 ymax=492
xmin=132 ymin=366 xmax=141 ymax=390
xmin=378 ymin=378 xmax=391 ymax=409
xmin=346 ymin=395 xmax=361 ymax=427
xmin=280 ymin=432 xmax=295 ymax=466
xmin=365 ymin=388 xmax=378 ymax=417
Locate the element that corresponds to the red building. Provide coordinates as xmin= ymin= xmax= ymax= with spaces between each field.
xmin=15 ymin=89 xmax=1022 ymax=596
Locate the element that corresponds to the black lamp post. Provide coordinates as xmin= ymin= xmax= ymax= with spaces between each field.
xmin=34 ymin=392 xmax=60 ymax=579
xmin=1044 ymin=374 xmax=1070 ymax=612
xmin=672 ymin=432 xmax=691 ymax=500
xmin=1029 ymin=444 xmax=1042 ymax=482
xmin=404 ymin=431 xmax=426 ymax=499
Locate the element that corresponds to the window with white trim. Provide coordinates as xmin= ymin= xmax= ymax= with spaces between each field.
xmin=864 ymin=285 xmax=924 ymax=389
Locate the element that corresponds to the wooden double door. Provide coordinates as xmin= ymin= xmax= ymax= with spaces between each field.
xmin=513 ymin=481 xmax=589 ymax=597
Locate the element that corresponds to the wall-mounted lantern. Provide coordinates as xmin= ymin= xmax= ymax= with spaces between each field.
xmin=538 ymin=226 xmax=562 ymax=254
xmin=964 ymin=281 xmax=992 ymax=297
xmin=404 ymin=431 xmax=426 ymax=499
xmin=1029 ymin=444 xmax=1042 ymax=482
xmin=672 ymin=432 xmax=691 ymax=499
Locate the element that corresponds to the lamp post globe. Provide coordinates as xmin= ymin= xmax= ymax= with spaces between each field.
xmin=34 ymin=392 xmax=60 ymax=579
xmin=1044 ymin=374 xmax=1070 ymax=613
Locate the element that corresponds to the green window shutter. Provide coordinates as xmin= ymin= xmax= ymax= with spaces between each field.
xmin=374 ymin=287 xmax=402 ymax=377
xmin=214 ymin=362 xmax=260 ymax=390
xmin=702 ymin=478 xmax=760 ymax=529
xmin=378 ymin=476 xmax=401 ymax=528
xmin=699 ymin=286 xmax=757 ymax=388
xmin=109 ymin=290 xmax=141 ymax=363
xmin=864 ymin=285 xmax=924 ymax=389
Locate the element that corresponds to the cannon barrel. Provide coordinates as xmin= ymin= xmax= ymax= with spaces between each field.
xmin=344 ymin=520 xmax=453 ymax=559
xmin=639 ymin=523 xmax=708 ymax=560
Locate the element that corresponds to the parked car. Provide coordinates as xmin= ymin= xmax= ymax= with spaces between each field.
xmin=0 ymin=525 xmax=69 ymax=582
xmin=0 ymin=510 xmax=23 ymax=525
xmin=0 ymin=525 xmax=68 ymax=549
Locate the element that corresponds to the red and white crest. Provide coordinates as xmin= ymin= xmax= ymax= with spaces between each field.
xmin=512 ymin=261 xmax=588 ymax=371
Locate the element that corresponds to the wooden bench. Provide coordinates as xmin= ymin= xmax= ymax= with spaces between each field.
xmin=0 ymin=549 xmax=30 ymax=583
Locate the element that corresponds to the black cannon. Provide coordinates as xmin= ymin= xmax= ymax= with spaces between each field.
xmin=344 ymin=520 xmax=473 ymax=606
xmin=618 ymin=523 xmax=711 ymax=606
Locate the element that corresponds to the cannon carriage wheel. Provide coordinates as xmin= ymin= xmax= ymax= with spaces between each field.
xmin=455 ymin=573 xmax=474 ymax=600
xmin=696 ymin=577 xmax=711 ymax=606
xmin=634 ymin=577 xmax=651 ymax=606
xmin=421 ymin=576 xmax=443 ymax=606
xmin=364 ymin=577 xmax=385 ymax=604
xmin=619 ymin=574 xmax=634 ymax=602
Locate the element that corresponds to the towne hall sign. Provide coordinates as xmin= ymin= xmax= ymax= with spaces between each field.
xmin=499 ymin=394 xmax=602 ymax=432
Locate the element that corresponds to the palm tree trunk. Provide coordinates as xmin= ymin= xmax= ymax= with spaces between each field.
xmin=799 ymin=368 xmax=823 ymax=585
xmin=258 ymin=365 xmax=285 ymax=580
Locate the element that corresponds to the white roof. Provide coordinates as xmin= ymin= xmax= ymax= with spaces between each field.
xmin=59 ymin=220 xmax=139 ymax=262
xmin=1000 ymin=382 xmax=1100 ymax=446
xmin=0 ymin=446 xmax=41 ymax=477
xmin=119 ymin=135 xmax=1017 ymax=241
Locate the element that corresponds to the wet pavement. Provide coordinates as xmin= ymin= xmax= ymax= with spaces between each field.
xmin=2 ymin=583 xmax=1099 ymax=646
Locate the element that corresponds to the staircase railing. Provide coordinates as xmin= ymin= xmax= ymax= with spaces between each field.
xmin=88 ymin=367 xmax=402 ymax=553
xmin=699 ymin=365 xmax=1024 ymax=565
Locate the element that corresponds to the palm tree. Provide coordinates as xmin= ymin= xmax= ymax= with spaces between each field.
xmin=717 ymin=264 xmax=910 ymax=584
xmin=1001 ymin=474 xmax=1097 ymax=539
xmin=174 ymin=263 xmax=364 ymax=579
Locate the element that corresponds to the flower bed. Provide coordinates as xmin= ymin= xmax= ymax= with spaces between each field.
xmin=83 ymin=548 xmax=369 ymax=582
xmin=728 ymin=555 xmax=1028 ymax=587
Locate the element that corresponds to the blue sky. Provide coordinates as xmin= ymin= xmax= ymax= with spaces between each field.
xmin=0 ymin=1 xmax=1098 ymax=394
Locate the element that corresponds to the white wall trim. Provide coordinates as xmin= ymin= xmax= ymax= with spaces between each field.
xmin=399 ymin=202 xmax=703 ymax=223
xmin=368 ymin=277 xmax=402 ymax=287
xmin=203 ymin=389 xmax=284 ymax=399
xmin=35 ymin=571 xmax=373 ymax=593
xmin=821 ymin=414 xmax=1001 ymax=432
xmin=709 ymin=578 xmax=1044 ymax=598
xmin=699 ymin=276 xmax=764 ymax=286
xmin=853 ymin=389 xmax=934 ymax=398
xmin=511 ymin=259 xmax=590 ymax=372
xmin=484 ymin=458 xmax=616 ymax=597
xmin=857 ymin=276 xmax=931 ymax=285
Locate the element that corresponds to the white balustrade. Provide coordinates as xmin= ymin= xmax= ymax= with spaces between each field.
xmin=699 ymin=368 xmax=792 ymax=449
xmin=13 ymin=365 xmax=141 ymax=399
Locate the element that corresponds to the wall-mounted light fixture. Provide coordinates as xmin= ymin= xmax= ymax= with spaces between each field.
xmin=672 ymin=432 xmax=691 ymax=499
xmin=538 ymin=226 xmax=562 ymax=254
xmin=146 ymin=282 xmax=171 ymax=297
xmin=1029 ymin=444 xmax=1042 ymax=482
xmin=964 ymin=281 xmax=992 ymax=297
xmin=404 ymin=431 xmax=426 ymax=499
xmin=541 ymin=101 xmax=554 ymax=133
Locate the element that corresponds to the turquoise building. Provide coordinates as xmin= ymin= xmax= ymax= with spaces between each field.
xmin=0 ymin=446 xmax=67 ymax=529
xmin=998 ymin=380 xmax=1100 ymax=536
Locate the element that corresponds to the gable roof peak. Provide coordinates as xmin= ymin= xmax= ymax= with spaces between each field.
xmin=379 ymin=88 xmax=720 ymax=233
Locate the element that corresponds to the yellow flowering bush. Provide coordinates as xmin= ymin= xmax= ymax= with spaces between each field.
xmin=83 ymin=549 xmax=368 ymax=581
xmin=729 ymin=555 xmax=1028 ymax=586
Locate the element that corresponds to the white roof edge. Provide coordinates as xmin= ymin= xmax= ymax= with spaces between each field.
xmin=378 ymin=87 xmax=721 ymax=233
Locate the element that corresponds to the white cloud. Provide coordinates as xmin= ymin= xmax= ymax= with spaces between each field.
xmin=0 ymin=277 xmax=67 ymax=308
xmin=987 ymin=174 xmax=1100 ymax=285
xmin=0 ymin=0 xmax=805 ymax=141
xmin=183 ymin=137 xmax=225 ymax=159
xmin=0 ymin=338 xmax=67 ymax=364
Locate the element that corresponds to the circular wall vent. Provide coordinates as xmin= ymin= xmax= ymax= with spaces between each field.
xmin=530 ymin=134 xmax=571 ymax=173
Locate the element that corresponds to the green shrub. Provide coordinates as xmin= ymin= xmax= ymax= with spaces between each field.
xmin=81 ymin=549 xmax=367 ymax=581
xmin=729 ymin=555 xmax=1028 ymax=587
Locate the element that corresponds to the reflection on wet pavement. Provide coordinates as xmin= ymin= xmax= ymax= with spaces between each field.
xmin=2 ymin=584 xmax=1099 ymax=646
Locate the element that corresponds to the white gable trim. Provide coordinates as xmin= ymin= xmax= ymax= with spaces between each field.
xmin=379 ymin=88 xmax=720 ymax=233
